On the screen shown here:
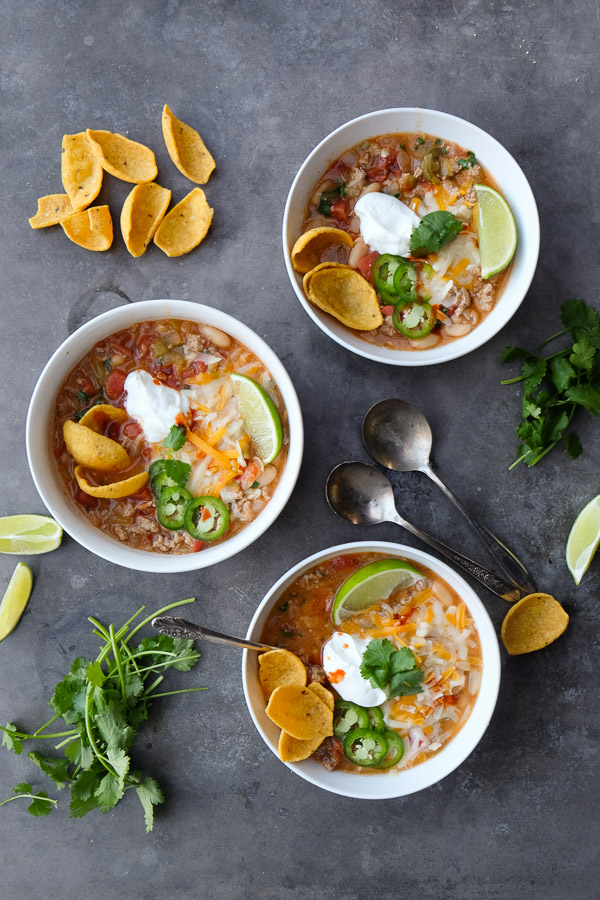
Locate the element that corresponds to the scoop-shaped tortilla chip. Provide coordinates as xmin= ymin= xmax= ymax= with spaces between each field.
xmin=266 ymin=685 xmax=334 ymax=741
xmin=302 ymin=262 xmax=349 ymax=294
xmin=501 ymin=593 xmax=569 ymax=655
xmin=29 ymin=194 xmax=74 ymax=229
xmin=74 ymin=467 xmax=149 ymax=499
xmin=305 ymin=265 xmax=383 ymax=331
xmin=63 ymin=420 xmax=129 ymax=471
xmin=79 ymin=404 xmax=129 ymax=433
xmin=86 ymin=129 xmax=158 ymax=183
xmin=308 ymin=682 xmax=334 ymax=711
xmin=162 ymin=104 xmax=215 ymax=185
xmin=153 ymin=188 xmax=213 ymax=257
xmin=121 ymin=182 xmax=171 ymax=258
xmin=61 ymin=132 xmax=103 ymax=211
xmin=61 ymin=205 xmax=113 ymax=251
xmin=278 ymin=729 xmax=324 ymax=763
xmin=292 ymin=227 xmax=354 ymax=274
xmin=259 ymin=649 xmax=306 ymax=699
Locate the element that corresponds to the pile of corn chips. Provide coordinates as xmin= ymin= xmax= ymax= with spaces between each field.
xmin=29 ymin=105 xmax=215 ymax=258
xmin=259 ymin=649 xmax=334 ymax=762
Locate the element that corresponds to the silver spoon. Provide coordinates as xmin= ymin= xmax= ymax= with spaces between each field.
xmin=152 ymin=616 xmax=276 ymax=651
xmin=326 ymin=462 xmax=520 ymax=603
xmin=362 ymin=398 xmax=536 ymax=595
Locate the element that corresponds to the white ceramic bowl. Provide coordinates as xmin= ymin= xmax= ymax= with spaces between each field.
xmin=282 ymin=107 xmax=540 ymax=366
xmin=26 ymin=299 xmax=303 ymax=573
xmin=243 ymin=541 xmax=501 ymax=799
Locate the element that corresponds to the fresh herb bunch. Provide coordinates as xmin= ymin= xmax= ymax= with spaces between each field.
xmin=0 ymin=599 xmax=206 ymax=831
xmin=359 ymin=638 xmax=424 ymax=699
xmin=501 ymin=299 xmax=600 ymax=468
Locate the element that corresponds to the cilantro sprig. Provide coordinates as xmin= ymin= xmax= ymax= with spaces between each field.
xmin=501 ymin=299 xmax=600 ymax=468
xmin=0 ymin=599 xmax=206 ymax=831
xmin=0 ymin=783 xmax=57 ymax=817
xmin=410 ymin=211 xmax=463 ymax=256
xmin=163 ymin=424 xmax=187 ymax=451
xmin=359 ymin=638 xmax=424 ymax=699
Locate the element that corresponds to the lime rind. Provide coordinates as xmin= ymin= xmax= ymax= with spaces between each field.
xmin=474 ymin=184 xmax=517 ymax=279
xmin=231 ymin=373 xmax=283 ymax=465
xmin=566 ymin=495 xmax=600 ymax=585
xmin=333 ymin=559 xmax=424 ymax=625
xmin=0 ymin=562 xmax=33 ymax=642
xmin=0 ymin=514 xmax=63 ymax=555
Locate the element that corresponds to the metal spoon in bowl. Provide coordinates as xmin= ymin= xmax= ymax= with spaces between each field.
xmin=152 ymin=616 xmax=277 ymax=651
xmin=326 ymin=461 xmax=520 ymax=603
xmin=362 ymin=398 xmax=536 ymax=595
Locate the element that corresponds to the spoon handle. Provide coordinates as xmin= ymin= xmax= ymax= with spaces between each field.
xmin=389 ymin=513 xmax=520 ymax=602
xmin=151 ymin=616 xmax=276 ymax=652
xmin=423 ymin=465 xmax=536 ymax=594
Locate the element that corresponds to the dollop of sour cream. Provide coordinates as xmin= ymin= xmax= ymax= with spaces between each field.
xmin=322 ymin=632 xmax=386 ymax=707
xmin=354 ymin=192 xmax=421 ymax=256
xmin=124 ymin=370 xmax=190 ymax=443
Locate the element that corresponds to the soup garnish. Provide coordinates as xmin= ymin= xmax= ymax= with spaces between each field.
xmin=52 ymin=318 xmax=288 ymax=554
xmin=259 ymin=553 xmax=482 ymax=773
xmin=293 ymin=132 xmax=516 ymax=351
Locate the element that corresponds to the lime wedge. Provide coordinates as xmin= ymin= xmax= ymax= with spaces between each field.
xmin=0 ymin=562 xmax=33 ymax=642
xmin=474 ymin=184 xmax=517 ymax=278
xmin=231 ymin=374 xmax=283 ymax=464
xmin=332 ymin=559 xmax=424 ymax=625
xmin=0 ymin=515 xmax=63 ymax=555
xmin=566 ymin=494 xmax=600 ymax=585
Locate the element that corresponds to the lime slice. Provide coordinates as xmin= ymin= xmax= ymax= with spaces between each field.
xmin=0 ymin=515 xmax=63 ymax=555
xmin=231 ymin=374 xmax=283 ymax=464
xmin=474 ymin=184 xmax=517 ymax=278
xmin=566 ymin=494 xmax=600 ymax=585
xmin=0 ymin=562 xmax=33 ymax=642
xmin=332 ymin=559 xmax=424 ymax=625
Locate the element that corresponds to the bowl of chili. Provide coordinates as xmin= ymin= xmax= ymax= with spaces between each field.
xmin=282 ymin=107 xmax=539 ymax=365
xmin=242 ymin=541 xmax=501 ymax=798
xmin=26 ymin=299 xmax=303 ymax=572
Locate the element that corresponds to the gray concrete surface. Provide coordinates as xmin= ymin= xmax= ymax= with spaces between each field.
xmin=1 ymin=1 xmax=599 ymax=898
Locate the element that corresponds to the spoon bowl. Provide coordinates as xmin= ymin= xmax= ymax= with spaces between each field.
xmin=326 ymin=462 xmax=398 ymax=525
xmin=363 ymin=398 xmax=432 ymax=472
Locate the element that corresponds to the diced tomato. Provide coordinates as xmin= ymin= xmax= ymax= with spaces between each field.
xmin=130 ymin=486 xmax=152 ymax=502
xmin=381 ymin=305 xmax=395 ymax=317
xmin=329 ymin=555 xmax=361 ymax=571
xmin=201 ymin=507 xmax=212 ymax=522
xmin=330 ymin=197 xmax=349 ymax=222
xmin=105 ymin=369 xmax=127 ymax=399
xmin=192 ymin=540 xmax=205 ymax=552
xmin=78 ymin=377 xmax=95 ymax=395
xmin=142 ymin=447 xmax=153 ymax=460
xmin=366 ymin=153 xmax=396 ymax=183
xmin=182 ymin=360 xmax=206 ymax=381
xmin=123 ymin=422 xmax=142 ymax=439
xmin=75 ymin=489 xmax=98 ymax=507
xmin=356 ymin=251 xmax=379 ymax=282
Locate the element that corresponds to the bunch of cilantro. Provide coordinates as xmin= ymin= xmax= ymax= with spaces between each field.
xmin=0 ymin=599 xmax=206 ymax=831
xmin=359 ymin=638 xmax=424 ymax=699
xmin=501 ymin=299 xmax=600 ymax=468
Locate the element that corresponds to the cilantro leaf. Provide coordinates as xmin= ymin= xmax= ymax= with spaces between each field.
xmin=13 ymin=782 xmax=33 ymax=794
xmin=389 ymin=667 xmax=425 ymax=699
xmin=94 ymin=772 xmax=125 ymax=813
xmin=566 ymin=384 xmax=600 ymax=415
xmin=135 ymin=776 xmax=164 ymax=833
xmin=27 ymin=791 xmax=55 ymax=817
xmin=570 ymin=339 xmax=595 ymax=371
xmin=564 ymin=432 xmax=583 ymax=458
xmin=389 ymin=646 xmax=418 ymax=674
xmin=561 ymin=298 xmax=600 ymax=332
xmin=86 ymin=661 xmax=105 ymax=689
xmin=410 ymin=211 xmax=462 ymax=256
xmin=163 ymin=424 xmax=187 ymax=451
xmin=359 ymin=638 xmax=423 ymax=699
xmin=1 ymin=723 xmax=23 ymax=754
xmin=65 ymin=738 xmax=94 ymax=770
xmin=501 ymin=346 xmax=530 ymax=363
xmin=27 ymin=752 xmax=71 ymax=789
xmin=550 ymin=357 xmax=576 ymax=392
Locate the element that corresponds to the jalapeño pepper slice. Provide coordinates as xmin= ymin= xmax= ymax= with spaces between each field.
xmin=376 ymin=729 xmax=405 ymax=769
xmin=392 ymin=259 xmax=417 ymax=303
xmin=367 ymin=706 xmax=386 ymax=734
xmin=151 ymin=470 xmax=181 ymax=495
xmin=342 ymin=728 xmax=389 ymax=767
xmin=184 ymin=496 xmax=229 ymax=541
xmin=149 ymin=460 xmax=191 ymax=496
xmin=392 ymin=301 xmax=436 ymax=338
xmin=333 ymin=700 xmax=370 ymax=740
xmin=156 ymin=485 xmax=193 ymax=530
xmin=372 ymin=254 xmax=404 ymax=302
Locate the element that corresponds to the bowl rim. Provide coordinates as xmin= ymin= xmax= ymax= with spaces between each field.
xmin=242 ymin=540 xmax=501 ymax=799
xmin=282 ymin=106 xmax=540 ymax=367
xmin=26 ymin=298 xmax=304 ymax=573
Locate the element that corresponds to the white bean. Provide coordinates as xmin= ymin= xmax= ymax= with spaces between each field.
xmin=110 ymin=353 xmax=127 ymax=366
xmin=252 ymin=499 xmax=266 ymax=513
xmin=358 ymin=182 xmax=382 ymax=199
xmin=348 ymin=238 xmax=369 ymax=269
xmin=202 ymin=325 xmax=231 ymax=348
xmin=443 ymin=322 xmax=472 ymax=338
xmin=257 ymin=465 xmax=277 ymax=488
xmin=410 ymin=333 xmax=440 ymax=349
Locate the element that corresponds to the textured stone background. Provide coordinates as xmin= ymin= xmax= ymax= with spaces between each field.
xmin=1 ymin=1 xmax=599 ymax=898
